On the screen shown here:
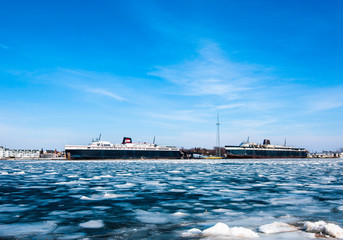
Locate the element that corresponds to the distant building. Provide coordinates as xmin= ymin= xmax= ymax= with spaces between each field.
xmin=307 ymin=151 xmax=340 ymax=158
xmin=0 ymin=146 xmax=40 ymax=159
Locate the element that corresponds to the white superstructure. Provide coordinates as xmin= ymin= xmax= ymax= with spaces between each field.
xmin=65 ymin=139 xmax=179 ymax=152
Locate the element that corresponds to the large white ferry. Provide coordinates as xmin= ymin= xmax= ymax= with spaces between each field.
xmin=65 ymin=136 xmax=182 ymax=160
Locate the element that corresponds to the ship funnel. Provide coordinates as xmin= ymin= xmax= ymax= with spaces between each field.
xmin=263 ymin=139 xmax=271 ymax=145
xmin=122 ymin=137 xmax=132 ymax=144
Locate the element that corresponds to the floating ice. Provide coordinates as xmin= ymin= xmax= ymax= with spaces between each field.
xmin=303 ymin=220 xmax=343 ymax=238
xmin=181 ymin=228 xmax=202 ymax=237
xmin=135 ymin=209 xmax=169 ymax=224
xmin=0 ymin=221 xmax=57 ymax=236
xmin=79 ymin=220 xmax=104 ymax=228
xmin=258 ymin=222 xmax=297 ymax=234
xmin=202 ymin=222 xmax=259 ymax=238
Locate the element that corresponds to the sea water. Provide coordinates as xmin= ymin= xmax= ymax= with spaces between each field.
xmin=0 ymin=158 xmax=343 ymax=239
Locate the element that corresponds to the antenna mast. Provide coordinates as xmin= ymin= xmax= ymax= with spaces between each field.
xmin=216 ymin=114 xmax=221 ymax=157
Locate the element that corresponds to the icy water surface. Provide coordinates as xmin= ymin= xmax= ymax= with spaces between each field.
xmin=1 ymin=159 xmax=343 ymax=239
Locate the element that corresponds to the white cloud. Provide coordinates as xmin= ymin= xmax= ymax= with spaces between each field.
xmin=149 ymin=43 xmax=264 ymax=98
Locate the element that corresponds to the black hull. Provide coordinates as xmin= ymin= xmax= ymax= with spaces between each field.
xmin=66 ymin=149 xmax=182 ymax=160
xmin=226 ymin=149 xmax=307 ymax=159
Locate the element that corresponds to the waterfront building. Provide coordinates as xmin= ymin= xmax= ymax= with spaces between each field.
xmin=0 ymin=146 xmax=40 ymax=159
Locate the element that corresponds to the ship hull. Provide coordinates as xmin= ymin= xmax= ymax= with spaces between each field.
xmin=66 ymin=149 xmax=182 ymax=160
xmin=225 ymin=149 xmax=307 ymax=159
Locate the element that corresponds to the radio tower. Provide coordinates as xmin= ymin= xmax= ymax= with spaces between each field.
xmin=216 ymin=114 xmax=221 ymax=157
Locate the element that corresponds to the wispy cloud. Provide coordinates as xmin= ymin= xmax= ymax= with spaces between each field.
xmin=82 ymin=86 xmax=126 ymax=101
xmin=149 ymin=110 xmax=208 ymax=123
xmin=149 ymin=43 xmax=267 ymax=99
xmin=0 ymin=43 xmax=10 ymax=49
xmin=216 ymin=103 xmax=245 ymax=110
xmin=304 ymin=86 xmax=343 ymax=112
xmin=34 ymin=68 xmax=127 ymax=102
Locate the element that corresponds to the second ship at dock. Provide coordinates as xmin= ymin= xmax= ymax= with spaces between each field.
xmin=225 ymin=139 xmax=307 ymax=158
xmin=65 ymin=136 xmax=182 ymax=160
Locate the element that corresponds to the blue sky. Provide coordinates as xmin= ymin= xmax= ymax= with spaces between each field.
xmin=0 ymin=0 xmax=343 ymax=152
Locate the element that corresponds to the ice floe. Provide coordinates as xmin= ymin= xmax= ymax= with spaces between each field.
xmin=0 ymin=221 xmax=57 ymax=236
xmin=181 ymin=228 xmax=202 ymax=237
xmin=135 ymin=209 xmax=170 ymax=224
xmin=303 ymin=220 xmax=343 ymax=238
xmin=258 ymin=221 xmax=297 ymax=234
xmin=182 ymin=222 xmax=259 ymax=238
xmin=203 ymin=222 xmax=259 ymax=238
xmin=79 ymin=220 xmax=104 ymax=228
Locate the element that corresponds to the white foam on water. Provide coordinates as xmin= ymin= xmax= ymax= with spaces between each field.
xmin=172 ymin=212 xmax=188 ymax=216
xmin=145 ymin=180 xmax=165 ymax=185
xmin=80 ymin=176 xmax=102 ymax=180
xmin=66 ymin=174 xmax=79 ymax=178
xmin=168 ymin=170 xmax=181 ymax=174
xmin=103 ymin=192 xmax=128 ymax=199
xmin=80 ymin=192 xmax=129 ymax=200
xmin=92 ymin=206 xmax=111 ymax=210
xmin=258 ymin=222 xmax=298 ymax=234
xmin=55 ymin=181 xmax=81 ymax=185
xmin=169 ymin=177 xmax=185 ymax=181
xmin=80 ymin=196 xmax=96 ymax=200
xmin=99 ymin=174 xmax=113 ymax=178
xmin=303 ymin=220 xmax=343 ymax=238
xmin=212 ymin=208 xmax=228 ymax=213
xmin=115 ymin=183 xmax=136 ymax=188
xmin=117 ymin=173 xmax=132 ymax=176
xmin=169 ymin=189 xmax=187 ymax=193
xmin=79 ymin=220 xmax=104 ymax=228
xmin=270 ymin=196 xmax=313 ymax=206
xmin=202 ymin=222 xmax=259 ymax=238
xmin=0 ymin=171 xmax=8 ymax=175
xmin=13 ymin=171 xmax=25 ymax=175
xmin=0 ymin=221 xmax=57 ymax=236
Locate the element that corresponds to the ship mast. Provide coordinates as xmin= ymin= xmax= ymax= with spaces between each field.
xmin=216 ymin=114 xmax=221 ymax=157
